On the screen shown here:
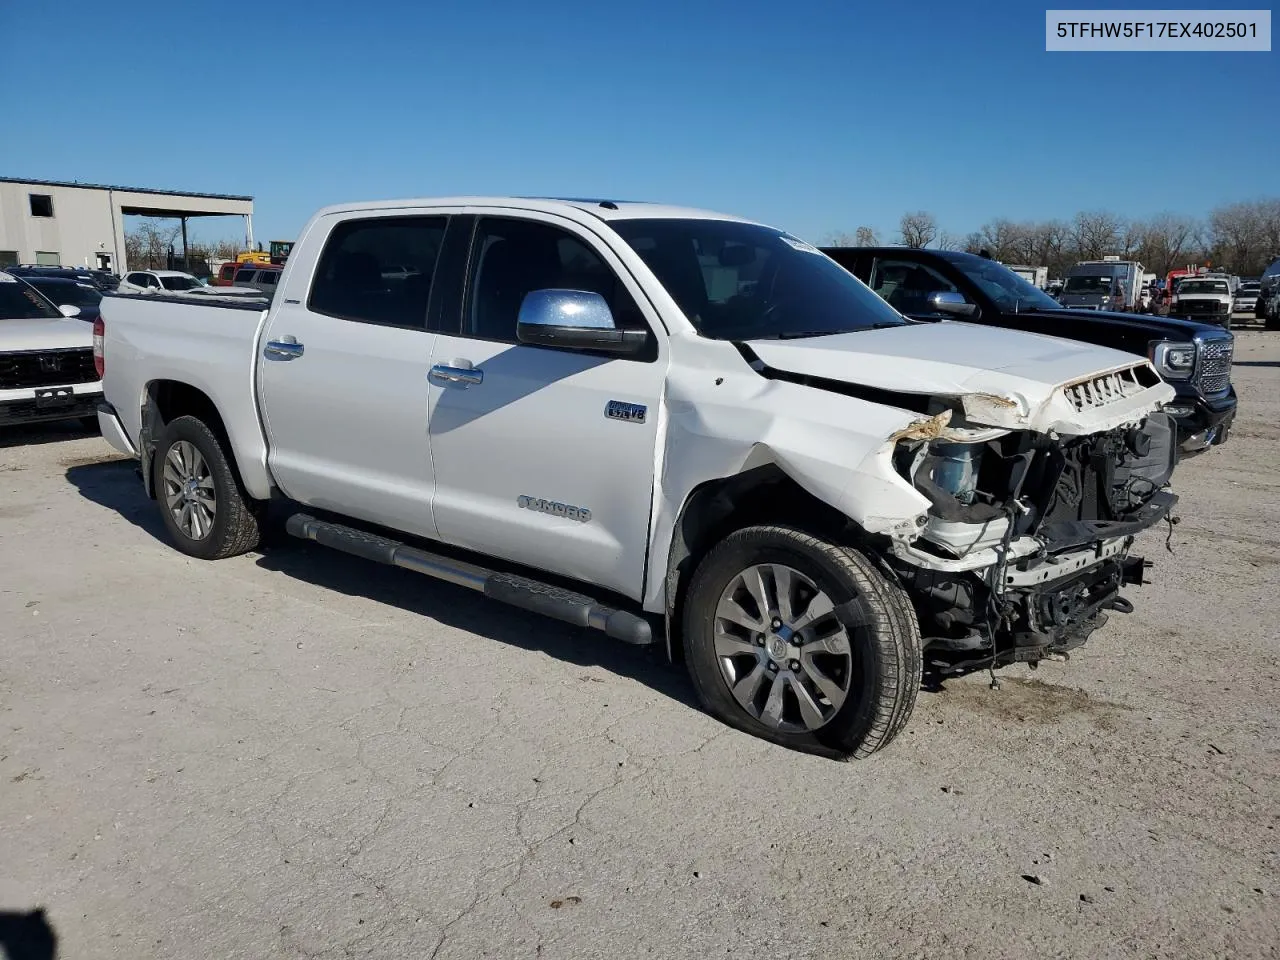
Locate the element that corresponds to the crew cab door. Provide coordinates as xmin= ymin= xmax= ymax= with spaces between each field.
xmin=426 ymin=211 xmax=667 ymax=599
xmin=257 ymin=211 xmax=452 ymax=538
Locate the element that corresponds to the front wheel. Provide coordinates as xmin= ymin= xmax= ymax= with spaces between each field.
xmin=682 ymin=525 xmax=922 ymax=760
xmin=154 ymin=415 xmax=262 ymax=560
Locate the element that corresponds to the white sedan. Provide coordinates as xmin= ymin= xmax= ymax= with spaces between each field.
xmin=116 ymin=270 xmax=265 ymax=300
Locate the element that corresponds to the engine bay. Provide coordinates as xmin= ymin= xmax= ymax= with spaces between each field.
xmin=889 ymin=410 xmax=1179 ymax=671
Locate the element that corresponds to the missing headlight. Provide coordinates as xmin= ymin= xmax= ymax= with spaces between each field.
xmin=927 ymin=442 xmax=984 ymax=505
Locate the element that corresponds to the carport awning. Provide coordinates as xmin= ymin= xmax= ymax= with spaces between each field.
xmin=117 ymin=204 xmax=246 ymax=218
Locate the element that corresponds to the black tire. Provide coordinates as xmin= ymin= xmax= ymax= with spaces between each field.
xmin=153 ymin=415 xmax=261 ymax=560
xmin=682 ymin=525 xmax=922 ymax=760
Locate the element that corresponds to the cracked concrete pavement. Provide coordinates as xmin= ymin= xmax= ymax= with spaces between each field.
xmin=1 ymin=333 xmax=1277 ymax=959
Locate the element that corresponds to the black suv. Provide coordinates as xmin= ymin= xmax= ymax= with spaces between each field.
xmin=6 ymin=264 xmax=119 ymax=291
xmin=822 ymin=247 xmax=1237 ymax=456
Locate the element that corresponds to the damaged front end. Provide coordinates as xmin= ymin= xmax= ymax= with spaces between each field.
xmin=885 ymin=395 xmax=1178 ymax=674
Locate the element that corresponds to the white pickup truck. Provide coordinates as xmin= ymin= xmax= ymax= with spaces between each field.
xmin=96 ymin=197 xmax=1181 ymax=759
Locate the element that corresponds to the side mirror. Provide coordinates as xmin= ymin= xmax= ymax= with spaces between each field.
xmin=58 ymin=304 xmax=81 ymax=318
xmin=516 ymin=289 xmax=649 ymax=355
xmin=927 ymin=290 xmax=977 ymax=317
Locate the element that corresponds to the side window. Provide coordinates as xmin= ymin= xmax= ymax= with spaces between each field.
xmin=126 ymin=273 xmax=147 ymax=287
xmin=258 ymin=271 xmax=278 ymax=285
xmin=308 ymin=216 xmax=446 ymax=329
xmin=465 ymin=217 xmax=647 ymax=343
xmin=868 ymin=258 xmax=960 ymax=314
xmin=145 ymin=274 xmax=160 ymax=288
xmin=235 ymin=269 xmax=256 ymax=283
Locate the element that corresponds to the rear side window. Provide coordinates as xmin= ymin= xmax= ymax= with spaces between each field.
xmin=235 ymin=269 xmax=257 ymax=283
xmin=220 ymin=264 xmax=236 ymax=280
xmin=308 ymin=216 xmax=446 ymax=329
xmin=258 ymin=271 xmax=278 ymax=285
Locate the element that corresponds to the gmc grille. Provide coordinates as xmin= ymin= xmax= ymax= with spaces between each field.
xmin=1196 ymin=339 xmax=1233 ymax=396
xmin=0 ymin=348 xmax=98 ymax=389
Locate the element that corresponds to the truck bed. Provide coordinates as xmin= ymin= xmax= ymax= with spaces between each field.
xmin=98 ymin=293 xmax=275 ymax=499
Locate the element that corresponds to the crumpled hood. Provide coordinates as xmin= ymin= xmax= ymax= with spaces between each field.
xmin=744 ymin=321 xmax=1174 ymax=434
xmin=0 ymin=316 xmax=94 ymax=352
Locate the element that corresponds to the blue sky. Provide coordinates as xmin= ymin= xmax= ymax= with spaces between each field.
xmin=1 ymin=0 xmax=1274 ymax=247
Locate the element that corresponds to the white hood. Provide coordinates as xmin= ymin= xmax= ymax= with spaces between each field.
xmin=0 ymin=316 xmax=94 ymax=352
xmin=745 ymin=321 xmax=1174 ymax=435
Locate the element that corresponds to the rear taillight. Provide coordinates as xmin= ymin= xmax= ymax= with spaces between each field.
xmin=92 ymin=318 xmax=105 ymax=378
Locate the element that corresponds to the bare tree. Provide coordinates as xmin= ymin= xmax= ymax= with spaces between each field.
xmin=1071 ymin=210 xmax=1127 ymax=261
xmin=125 ymin=218 xmax=182 ymax=270
xmin=854 ymin=225 xmax=878 ymax=247
xmin=898 ymin=211 xmax=938 ymax=249
xmin=1255 ymin=198 xmax=1280 ymax=266
xmin=823 ymin=231 xmax=858 ymax=247
xmin=935 ymin=231 xmax=965 ymax=252
xmin=211 ymin=238 xmax=243 ymax=261
xmin=971 ymin=219 xmax=1026 ymax=262
xmin=1206 ymin=199 xmax=1280 ymax=273
xmin=1133 ymin=213 xmax=1200 ymax=276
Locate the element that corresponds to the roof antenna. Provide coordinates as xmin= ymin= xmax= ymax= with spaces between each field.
xmin=599 ymin=200 xmax=618 ymax=210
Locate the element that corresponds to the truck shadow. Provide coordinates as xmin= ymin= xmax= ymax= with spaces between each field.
xmin=62 ymin=460 xmax=698 ymax=710
xmin=64 ymin=457 xmax=169 ymax=541
xmin=251 ymin=515 xmax=699 ymax=709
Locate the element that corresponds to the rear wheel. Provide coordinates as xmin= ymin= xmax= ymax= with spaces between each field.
xmin=682 ymin=525 xmax=922 ymax=760
xmin=154 ymin=415 xmax=261 ymax=560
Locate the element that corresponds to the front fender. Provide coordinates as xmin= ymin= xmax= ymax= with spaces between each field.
xmin=642 ymin=365 xmax=932 ymax=614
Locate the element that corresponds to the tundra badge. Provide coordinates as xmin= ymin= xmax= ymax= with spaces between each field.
xmin=605 ymin=400 xmax=646 ymax=423
xmin=517 ymin=496 xmax=592 ymax=523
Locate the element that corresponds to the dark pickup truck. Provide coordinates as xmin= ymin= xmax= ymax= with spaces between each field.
xmin=822 ymin=247 xmax=1237 ymax=457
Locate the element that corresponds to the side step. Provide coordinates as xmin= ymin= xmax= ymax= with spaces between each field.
xmin=285 ymin=513 xmax=654 ymax=645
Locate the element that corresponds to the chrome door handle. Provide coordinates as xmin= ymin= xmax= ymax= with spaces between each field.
xmin=429 ymin=364 xmax=483 ymax=385
xmin=264 ymin=337 xmax=304 ymax=360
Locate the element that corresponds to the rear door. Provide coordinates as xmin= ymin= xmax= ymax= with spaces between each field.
xmin=426 ymin=210 xmax=667 ymax=598
xmin=257 ymin=210 xmax=454 ymax=538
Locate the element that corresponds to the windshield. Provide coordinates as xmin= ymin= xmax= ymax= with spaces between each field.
xmin=611 ymin=219 xmax=908 ymax=340
xmin=951 ymin=258 xmax=1062 ymax=311
xmin=30 ymin=281 xmax=102 ymax=307
xmin=159 ymin=275 xmax=202 ymax=291
xmin=0 ymin=276 xmax=62 ymax=319
xmin=1178 ymin=280 xmax=1229 ymax=295
xmin=1064 ymin=276 xmax=1114 ymax=294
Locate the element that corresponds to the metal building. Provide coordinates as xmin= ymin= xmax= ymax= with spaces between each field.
xmin=0 ymin=176 xmax=254 ymax=274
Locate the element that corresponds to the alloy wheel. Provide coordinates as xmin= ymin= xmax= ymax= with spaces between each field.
xmin=161 ymin=440 xmax=216 ymax=540
xmin=713 ymin=563 xmax=854 ymax=732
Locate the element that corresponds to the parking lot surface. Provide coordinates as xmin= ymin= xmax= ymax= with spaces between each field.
xmin=2 ymin=333 xmax=1277 ymax=960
